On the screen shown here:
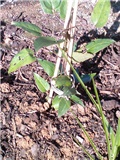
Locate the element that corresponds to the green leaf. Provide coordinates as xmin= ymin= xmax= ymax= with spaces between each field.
xmin=54 ymin=75 xmax=72 ymax=87
xmin=12 ymin=21 xmax=41 ymax=36
xmin=110 ymin=130 xmax=115 ymax=150
xmin=34 ymin=36 xmax=64 ymax=51
xmin=52 ymin=95 xmax=61 ymax=110
xmin=42 ymin=0 xmax=53 ymax=10
xmin=51 ymin=0 xmax=61 ymax=10
xmin=62 ymin=86 xmax=77 ymax=97
xmin=89 ymin=73 xmax=96 ymax=79
xmin=81 ymin=74 xmax=96 ymax=83
xmin=8 ymin=49 xmax=36 ymax=74
xmin=112 ymin=119 xmax=120 ymax=158
xmin=70 ymin=95 xmax=84 ymax=106
xmin=59 ymin=0 xmax=67 ymax=19
xmin=75 ymin=73 xmax=96 ymax=84
xmin=72 ymin=51 xmax=94 ymax=63
xmin=37 ymin=59 xmax=55 ymax=77
xmin=91 ymin=0 xmax=111 ymax=27
xmin=103 ymin=116 xmax=115 ymax=149
xmin=39 ymin=0 xmax=67 ymax=19
xmin=58 ymin=98 xmax=70 ymax=117
xmin=34 ymin=73 xmax=50 ymax=92
xmin=52 ymin=96 xmax=71 ymax=116
xmin=116 ymin=119 xmax=120 ymax=146
xmin=39 ymin=0 xmax=61 ymax=14
xmin=86 ymin=39 xmax=115 ymax=54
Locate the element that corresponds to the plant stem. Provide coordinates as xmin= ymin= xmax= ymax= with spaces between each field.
xmin=73 ymin=137 xmax=95 ymax=160
xmin=62 ymin=50 xmax=103 ymax=159
xmin=62 ymin=50 xmax=100 ymax=111
xmin=48 ymin=0 xmax=73 ymax=104
xmin=63 ymin=50 xmax=113 ymax=159
xmin=65 ymin=0 xmax=78 ymax=75
xmin=92 ymin=77 xmax=111 ymax=159
xmin=48 ymin=43 xmax=63 ymax=104
xmin=72 ymin=111 xmax=103 ymax=160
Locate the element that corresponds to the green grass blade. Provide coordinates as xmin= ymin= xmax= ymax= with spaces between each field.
xmin=73 ymin=136 xmax=94 ymax=160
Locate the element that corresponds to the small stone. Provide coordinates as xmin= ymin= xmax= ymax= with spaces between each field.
xmin=76 ymin=135 xmax=84 ymax=144
xmin=31 ymin=143 xmax=39 ymax=158
xmin=116 ymin=110 xmax=120 ymax=119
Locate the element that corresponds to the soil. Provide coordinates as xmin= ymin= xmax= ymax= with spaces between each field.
xmin=0 ymin=1 xmax=120 ymax=160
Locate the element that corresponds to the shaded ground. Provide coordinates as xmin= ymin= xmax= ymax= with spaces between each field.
xmin=0 ymin=1 xmax=120 ymax=160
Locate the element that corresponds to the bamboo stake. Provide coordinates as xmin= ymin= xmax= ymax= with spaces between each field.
xmin=48 ymin=0 xmax=74 ymax=104
xmin=66 ymin=0 xmax=79 ymax=76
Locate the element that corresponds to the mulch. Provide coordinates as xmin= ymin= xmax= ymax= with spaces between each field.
xmin=0 ymin=1 xmax=120 ymax=160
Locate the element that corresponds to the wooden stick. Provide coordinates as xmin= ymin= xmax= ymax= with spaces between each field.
xmin=48 ymin=0 xmax=74 ymax=104
xmin=66 ymin=0 xmax=79 ymax=76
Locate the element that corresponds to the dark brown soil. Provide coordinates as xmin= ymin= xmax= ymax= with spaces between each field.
xmin=0 ymin=1 xmax=120 ymax=160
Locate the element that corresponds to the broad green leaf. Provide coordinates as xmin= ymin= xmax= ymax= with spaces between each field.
xmin=54 ymin=75 xmax=72 ymax=87
xmin=37 ymin=59 xmax=55 ymax=77
xmin=34 ymin=36 xmax=64 ymax=51
xmin=72 ymin=51 xmax=94 ymax=63
xmin=86 ymin=39 xmax=115 ymax=54
xmin=58 ymin=98 xmax=70 ymax=117
xmin=12 ymin=21 xmax=41 ymax=36
xmin=39 ymin=0 xmax=53 ymax=14
xmin=52 ymin=95 xmax=61 ymax=110
xmin=39 ymin=0 xmax=61 ymax=14
xmin=70 ymin=95 xmax=84 ymax=106
xmin=8 ymin=49 xmax=36 ymax=74
xmin=62 ymin=86 xmax=77 ymax=97
xmin=51 ymin=0 xmax=61 ymax=10
xmin=78 ymin=73 xmax=96 ymax=84
xmin=59 ymin=0 xmax=76 ymax=19
xmin=72 ymin=71 xmax=96 ymax=84
xmin=52 ymin=96 xmax=71 ymax=116
xmin=81 ymin=74 xmax=95 ymax=84
xmin=34 ymin=73 xmax=50 ymax=92
xmin=91 ymin=0 xmax=111 ymax=27
xmin=59 ymin=0 xmax=67 ymax=19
